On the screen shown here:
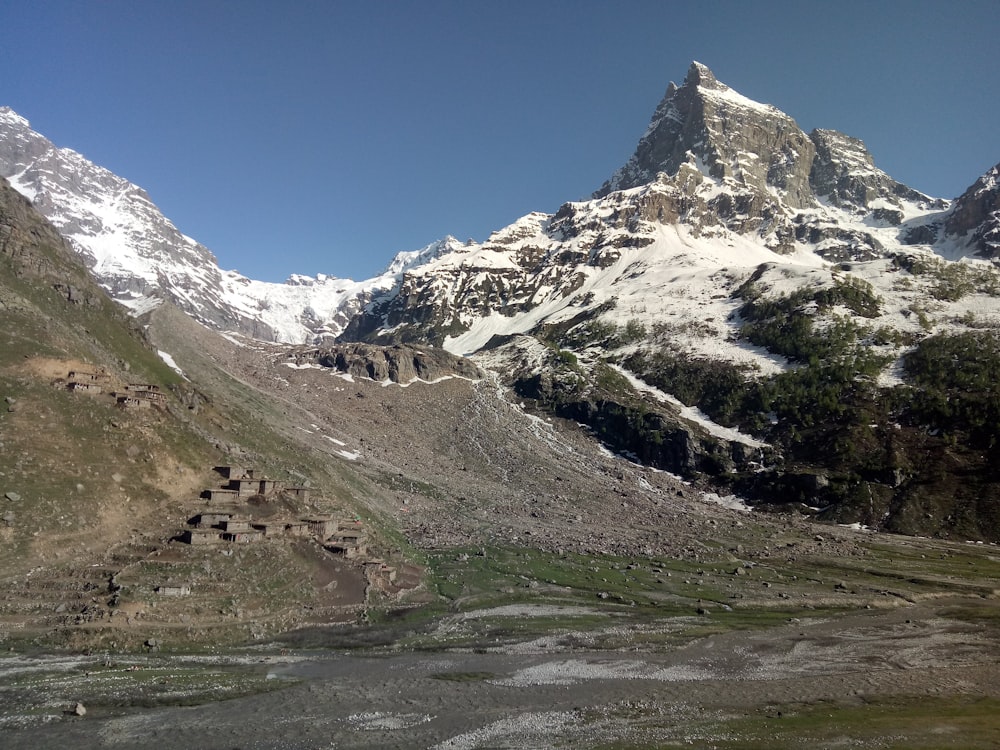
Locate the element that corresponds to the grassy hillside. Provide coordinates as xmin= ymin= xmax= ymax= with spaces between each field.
xmin=0 ymin=179 xmax=394 ymax=649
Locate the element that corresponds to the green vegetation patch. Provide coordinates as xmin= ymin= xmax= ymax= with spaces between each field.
xmin=429 ymin=671 xmax=496 ymax=682
xmin=701 ymin=695 xmax=1000 ymax=750
xmin=735 ymin=275 xmax=881 ymax=363
xmin=900 ymin=330 xmax=1000 ymax=445
xmin=894 ymin=253 xmax=1000 ymax=301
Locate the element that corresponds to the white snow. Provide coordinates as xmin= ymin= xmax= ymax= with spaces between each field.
xmin=700 ymin=492 xmax=752 ymax=512
xmin=117 ymin=294 xmax=163 ymax=316
xmin=609 ymin=364 xmax=768 ymax=448
xmin=697 ymin=81 xmax=782 ymax=117
xmin=156 ymin=350 xmax=184 ymax=377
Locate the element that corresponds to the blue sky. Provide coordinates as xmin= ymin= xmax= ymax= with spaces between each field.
xmin=1 ymin=0 xmax=998 ymax=282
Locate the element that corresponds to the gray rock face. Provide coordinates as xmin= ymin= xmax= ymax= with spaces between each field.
xmin=0 ymin=177 xmax=111 ymax=307
xmin=808 ymin=129 xmax=940 ymax=212
xmin=284 ymin=343 xmax=482 ymax=383
xmin=596 ymin=62 xmax=816 ymax=209
xmin=944 ymin=163 xmax=1000 ymax=258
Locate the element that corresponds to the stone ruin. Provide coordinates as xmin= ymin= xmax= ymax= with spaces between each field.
xmin=62 ymin=369 xmax=166 ymax=410
xmin=178 ymin=465 xmax=368 ymax=558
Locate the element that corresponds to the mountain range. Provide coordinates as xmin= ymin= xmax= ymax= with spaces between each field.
xmin=3 ymin=61 xmax=1000 ymax=540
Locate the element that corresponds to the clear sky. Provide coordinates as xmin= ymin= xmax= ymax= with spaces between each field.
xmin=1 ymin=0 xmax=997 ymax=282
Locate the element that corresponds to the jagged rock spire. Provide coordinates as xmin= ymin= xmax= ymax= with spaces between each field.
xmin=595 ymin=62 xmax=816 ymax=208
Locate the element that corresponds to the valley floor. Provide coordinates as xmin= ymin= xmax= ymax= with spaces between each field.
xmin=3 ymin=594 xmax=1000 ymax=749
xmin=4 ymin=309 xmax=1000 ymax=747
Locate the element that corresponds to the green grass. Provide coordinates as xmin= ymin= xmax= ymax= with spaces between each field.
xmin=429 ymin=671 xmax=496 ymax=682
xmin=401 ymin=545 xmax=866 ymax=651
xmin=705 ymin=696 xmax=1000 ymax=750
xmin=586 ymin=696 xmax=1000 ymax=749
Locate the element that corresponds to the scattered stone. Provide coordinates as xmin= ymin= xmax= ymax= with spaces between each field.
xmin=72 ymin=702 xmax=86 ymax=716
xmin=4 ymin=491 xmax=19 ymax=502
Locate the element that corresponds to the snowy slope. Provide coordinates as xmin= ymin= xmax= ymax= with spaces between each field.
xmin=0 ymin=106 xmax=422 ymax=343
xmin=331 ymin=62 xmax=1000 ymax=385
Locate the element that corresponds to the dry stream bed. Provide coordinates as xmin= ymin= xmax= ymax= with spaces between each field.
xmin=2 ymin=533 xmax=1000 ymax=749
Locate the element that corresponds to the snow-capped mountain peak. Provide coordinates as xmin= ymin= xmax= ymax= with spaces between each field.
xmin=0 ymin=106 xmax=446 ymax=344
xmin=596 ymin=61 xmax=813 ymax=209
xmin=1 ymin=62 xmax=997 ymax=353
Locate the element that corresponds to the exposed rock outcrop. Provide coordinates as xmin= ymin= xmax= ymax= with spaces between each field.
xmin=595 ymin=62 xmax=816 ymax=210
xmin=945 ymin=162 xmax=1000 ymax=258
xmin=808 ymin=128 xmax=939 ymax=213
xmin=284 ymin=342 xmax=482 ymax=383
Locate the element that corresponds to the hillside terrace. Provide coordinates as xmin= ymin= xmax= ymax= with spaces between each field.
xmin=60 ymin=368 xmax=167 ymax=410
xmin=178 ymin=465 xmax=368 ymax=558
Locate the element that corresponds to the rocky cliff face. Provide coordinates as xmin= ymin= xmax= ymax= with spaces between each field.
xmin=0 ymin=176 xmax=105 ymax=308
xmin=596 ymin=62 xmax=817 ymax=209
xmin=944 ymin=162 xmax=1000 ymax=258
xmin=0 ymin=108 xmax=246 ymax=324
xmin=808 ymin=129 xmax=940 ymax=216
xmin=282 ymin=342 xmax=481 ymax=383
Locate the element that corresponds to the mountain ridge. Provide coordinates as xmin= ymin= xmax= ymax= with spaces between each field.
xmin=0 ymin=65 xmax=994 ymax=349
xmin=4 ymin=65 xmax=1000 ymax=538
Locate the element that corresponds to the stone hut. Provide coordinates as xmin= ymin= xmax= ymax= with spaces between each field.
xmin=327 ymin=526 xmax=366 ymax=558
xmin=216 ymin=465 xmax=246 ymax=480
xmin=284 ymin=486 xmax=312 ymax=501
xmin=221 ymin=519 xmax=252 ymax=533
xmin=116 ymin=395 xmax=151 ymax=409
xmin=228 ymin=478 xmax=261 ymax=497
xmin=223 ymin=529 xmax=262 ymax=543
xmin=155 ymin=585 xmax=191 ymax=596
xmin=182 ymin=528 xmax=222 ymax=545
xmin=251 ymin=521 xmax=285 ymax=538
xmin=196 ymin=512 xmax=233 ymax=528
xmin=68 ymin=370 xmax=110 ymax=384
xmin=126 ymin=383 xmax=160 ymax=393
xmin=67 ymin=381 xmax=103 ymax=393
xmin=301 ymin=516 xmax=338 ymax=540
xmin=205 ymin=488 xmax=240 ymax=503
xmin=336 ymin=528 xmax=364 ymax=545
xmin=284 ymin=521 xmax=310 ymax=538
xmin=129 ymin=388 xmax=166 ymax=403
xmin=326 ymin=535 xmax=366 ymax=559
